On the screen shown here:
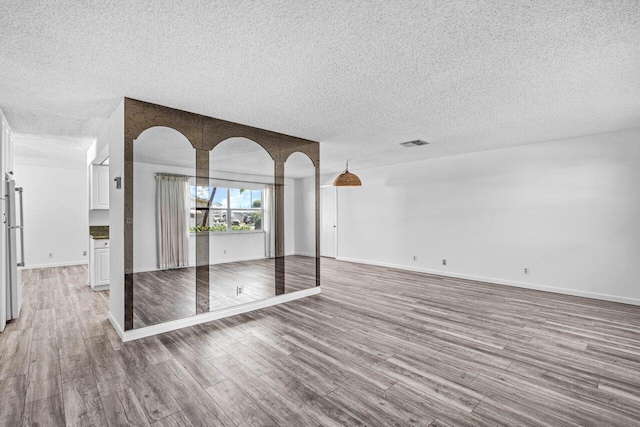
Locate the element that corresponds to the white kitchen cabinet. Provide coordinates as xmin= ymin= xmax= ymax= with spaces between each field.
xmin=96 ymin=248 xmax=110 ymax=286
xmin=90 ymin=164 xmax=110 ymax=210
xmin=89 ymin=238 xmax=110 ymax=290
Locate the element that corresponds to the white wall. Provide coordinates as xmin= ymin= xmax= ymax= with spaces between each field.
xmin=133 ymin=162 xmax=297 ymax=272
xmin=13 ymin=163 xmax=89 ymax=268
xmin=89 ymin=210 xmax=109 ymax=226
xmin=108 ymin=100 xmax=125 ymax=331
xmin=294 ymin=175 xmax=316 ymax=256
xmin=335 ymin=129 xmax=640 ymax=305
xmin=87 ymin=138 xmax=110 ymax=226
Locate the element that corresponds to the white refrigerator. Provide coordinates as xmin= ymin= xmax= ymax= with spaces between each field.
xmin=0 ymin=194 xmax=5 ymax=332
xmin=0 ymin=113 xmax=20 ymax=332
xmin=5 ymin=174 xmax=23 ymax=323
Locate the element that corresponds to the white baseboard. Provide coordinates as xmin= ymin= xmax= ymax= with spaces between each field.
xmin=108 ymin=311 xmax=124 ymax=340
xmin=211 ymin=255 xmax=267 ymax=265
xmin=20 ymin=260 xmax=88 ymax=269
xmin=120 ymin=286 xmax=321 ymax=342
xmin=92 ymin=284 xmax=109 ymax=292
xmin=133 ymin=255 xmax=268 ymax=274
xmin=336 ymin=256 xmax=640 ymax=307
xmin=293 ymin=252 xmax=316 ymax=257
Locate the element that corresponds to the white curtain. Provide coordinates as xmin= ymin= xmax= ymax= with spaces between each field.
xmin=156 ymin=175 xmax=190 ymax=269
xmin=264 ymin=184 xmax=276 ymax=258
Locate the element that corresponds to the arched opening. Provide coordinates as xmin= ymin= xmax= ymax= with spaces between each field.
xmin=132 ymin=126 xmax=197 ymax=328
xmin=284 ymin=151 xmax=317 ymax=293
xmin=207 ymin=137 xmax=276 ymax=310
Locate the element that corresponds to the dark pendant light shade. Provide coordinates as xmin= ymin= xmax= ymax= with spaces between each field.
xmin=333 ymin=160 xmax=362 ymax=187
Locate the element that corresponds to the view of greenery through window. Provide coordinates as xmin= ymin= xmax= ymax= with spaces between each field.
xmin=189 ymin=185 xmax=263 ymax=233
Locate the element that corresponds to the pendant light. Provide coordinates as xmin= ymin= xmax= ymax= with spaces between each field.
xmin=333 ymin=160 xmax=362 ymax=187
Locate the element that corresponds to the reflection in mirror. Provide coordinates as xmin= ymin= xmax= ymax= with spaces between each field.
xmin=285 ymin=152 xmax=316 ymax=293
xmin=208 ymin=138 xmax=276 ymax=311
xmin=133 ymin=126 xmax=196 ymax=328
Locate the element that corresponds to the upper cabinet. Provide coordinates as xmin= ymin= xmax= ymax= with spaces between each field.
xmin=90 ymin=164 xmax=110 ymax=210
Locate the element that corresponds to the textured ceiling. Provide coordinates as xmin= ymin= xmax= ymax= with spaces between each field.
xmin=1 ymin=0 xmax=639 ymax=175
xmin=12 ymin=132 xmax=94 ymax=169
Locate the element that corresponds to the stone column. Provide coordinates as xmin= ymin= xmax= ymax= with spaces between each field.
xmin=196 ymin=149 xmax=210 ymax=313
xmin=274 ymin=160 xmax=285 ymax=295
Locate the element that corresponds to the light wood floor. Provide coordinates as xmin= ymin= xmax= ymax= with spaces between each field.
xmin=133 ymin=256 xmax=316 ymax=328
xmin=2 ymin=259 xmax=640 ymax=426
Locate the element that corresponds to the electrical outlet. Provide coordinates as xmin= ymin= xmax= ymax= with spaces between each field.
xmin=524 ymin=268 xmax=529 ymax=275
xmin=48 ymin=252 xmax=53 ymax=258
xmin=442 ymin=259 xmax=446 ymax=266
xmin=413 ymin=255 xmax=417 ymax=261
xmin=236 ymin=285 xmax=244 ymax=295
xmin=82 ymin=251 xmax=87 ymax=256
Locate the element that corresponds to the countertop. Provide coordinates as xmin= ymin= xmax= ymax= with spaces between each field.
xmin=89 ymin=225 xmax=109 ymax=240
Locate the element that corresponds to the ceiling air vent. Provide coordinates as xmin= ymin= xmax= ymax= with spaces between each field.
xmin=400 ymin=139 xmax=430 ymax=148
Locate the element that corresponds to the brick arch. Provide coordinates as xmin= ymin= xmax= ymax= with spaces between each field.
xmin=125 ymin=99 xmax=203 ymax=149
xmin=283 ymin=149 xmax=318 ymax=168
xmin=208 ymin=136 xmax=276 ymax=163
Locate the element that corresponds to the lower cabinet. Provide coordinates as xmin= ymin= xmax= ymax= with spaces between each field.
xmin=95 ymin=248 xmax=110 ymax=287
xmin=89 ymin=238 xmax=110 ymax=291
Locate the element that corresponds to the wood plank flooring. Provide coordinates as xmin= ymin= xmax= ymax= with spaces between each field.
xmin=133 ymin=255 xmax=315 ymax=328
xmin=1 ymin=259 xmax=640 ymax=426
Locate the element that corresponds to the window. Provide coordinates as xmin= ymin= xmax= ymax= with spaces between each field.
xmin=190 ymin=185 xmax=263 ymax=233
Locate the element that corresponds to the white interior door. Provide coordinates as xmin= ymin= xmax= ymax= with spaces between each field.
xmin=320 ymin=186 xmax=336 ymax=258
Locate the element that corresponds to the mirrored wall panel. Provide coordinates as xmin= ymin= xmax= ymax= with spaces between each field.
xmin=208 ymin=138 xmax=276 ymax=311
xmin=123 ymin=98 xmax=319 ymax=331
xmin=284 ymin=152 xmax=317 ymax=293
xmin=133 ymin=126 xmax=197 ymax=328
